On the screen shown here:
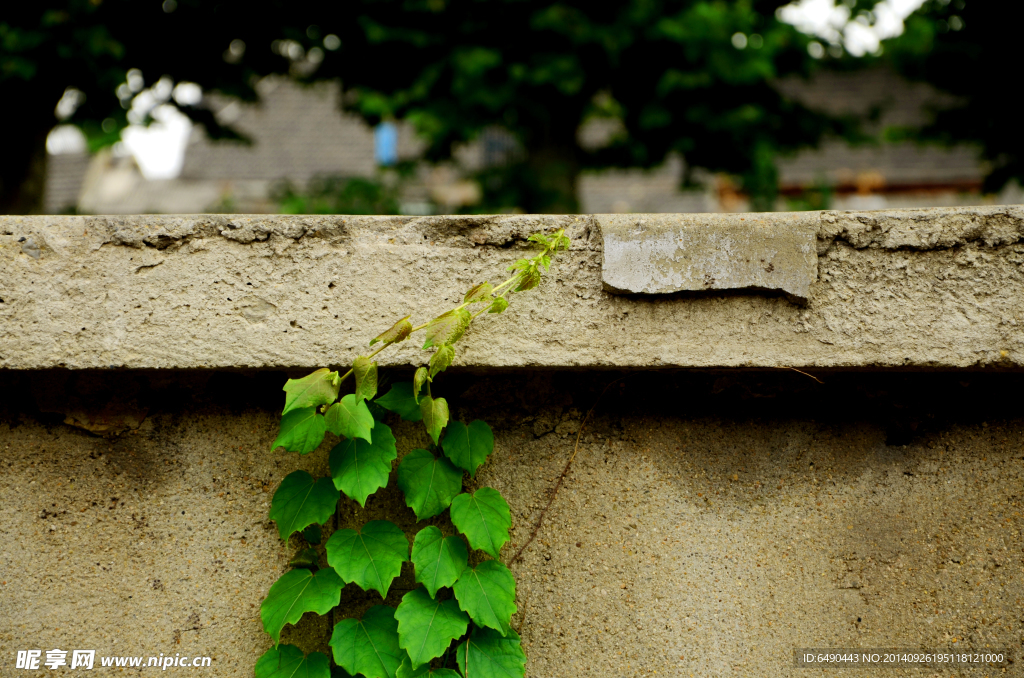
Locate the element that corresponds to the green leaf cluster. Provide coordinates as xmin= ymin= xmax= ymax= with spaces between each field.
xmin=259 ymin=232 xmax=567 ymax=677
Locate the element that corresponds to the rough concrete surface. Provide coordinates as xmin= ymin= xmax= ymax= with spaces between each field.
xmin=1 ymin=370 xmax=1022 ymax=677
xmin=1 ymin=205 xmax=1023 ymax=371
xmin=600 ymin=212 xmax=818 ymax=300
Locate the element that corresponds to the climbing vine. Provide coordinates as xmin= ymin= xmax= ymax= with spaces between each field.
xmin=255 ymin=230 xmax=571 ymax=678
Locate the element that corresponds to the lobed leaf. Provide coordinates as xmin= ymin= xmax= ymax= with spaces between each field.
xmin=441 ymin=420 xmax=494 ymax=478
xmin=354 ymin=357 xmax=379 ymax=401
xmin=272 ymin=407 xmax=327 ymax=454
xmin=330 ymin=605 xmax=404 ymax=678
xmin=282 ymin=368 xmax=341 ymax=416
xmin=396 ymin=658 xmax=461 ymax=678
xmin=371 ymin=315 xmax=413 ymax=346
xmin=269 ymin=470 xmax=340 ymax=539
xmin=375 ymin=383 xmax=423 ymax=422
xmin=412 ymin=367 xmax=429 ymax=403
xmin=428 ymin=344 xmax=455 ymax=379
xmin=449 ymin=488 xmax=511 ymax=559
xmin=488 ymin=297 xmax=509 ymax=314
xmin=410 ymin=526 xmax=468 ymax=599
xmin=395 ymin=587 xmax=469 ymax=669
xmin=255 ymin=645 xmax=331 ymax=678
xmin=419 ymin=396 xmax=449 ymax=445
xmin=329 ymin=420 xmax=398 ymax=506
xmin=422 ymin=308 xmax=471 ymax=349
xmin=456 ymin=627 xmax=526 ymax=678
xmin=397 ymin=449 xmax=463 ymax=521
xmin=325 ymin=394 xmax=375 ymax=443
xmin=453 ymin=561 xmax=517 ymax=636
xmin=325 ymin=520 xmax=409 ymax=599
xmin=260 ymin=567 xmax=343 ymax=645
xmin=464 ymin=281 xmax=493 ymax=303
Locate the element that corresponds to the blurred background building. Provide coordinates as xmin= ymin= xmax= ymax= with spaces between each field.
xmin=44 ymin=67 xmax=1020 ymax=216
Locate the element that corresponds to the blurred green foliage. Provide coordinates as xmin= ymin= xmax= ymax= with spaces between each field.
xmin=273 ymin=176 xmax=402 ymax=215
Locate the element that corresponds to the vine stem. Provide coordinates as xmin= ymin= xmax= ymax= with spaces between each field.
xmin=509 ymin=376 xmax=627 ymax=565
xmin=334 ymin=230 xmax=565 ymax=385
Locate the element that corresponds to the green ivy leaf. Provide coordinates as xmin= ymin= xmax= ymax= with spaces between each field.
xmin=515 ymin=267 xmax=541 ymax=292
xmin=428 ymin=344 xmax=455 ymax=378
xmin=375 ymin=383 xmax=423 ymax=422
xmin=410 ymin=526 xmax=468 ymax=599
xmin=260 ymin=567 xmax=343 ymax=645
xmin=456 ymin=627 xmax=526 ymax=678
xmin=302 ymin=524 xmax=322 ymax=545
xmin=325 ymin=395 xmax=374 ymax=443
xmin=419 ymin=396 xmax=449 ymax=445
xmin=488 ymin=298 xmax=509 ymax=314
xmin=413 ymin=367 xmax=429 ymax=403
xmin=325 ymin=520 xmax=408 ymax=598
xmin=272 ymin=407 xmax=327 ymax=454
xmin=441 ymin=420 xmax=494 ymax=478
xmin=449 ymin=488 xmax=511 ymax=559
xmin=330 ymin=606 xmax=404 ymax=678
xmin=397 ymin=449 xmax=463 ymax=521
xmin=371 ymin=315 xmax=413 ymax=346
xmin=396 ymin=657 xmax=462 ymax=678
xmin=329 ymin=420 xmax=398 ymax=506
xmin=255 ymin=644 xmax=332 ymax=678
xmin=422 ymin=308 xmax=471 ymax=349
xmin=353 ymin=356 xmax=379 ymax=401
xmin=282 ymin=368 xmax=341 ymax=416
xmin=269 ymin=471 xmax=340 ymax=540
xmin=452 ymin=561 xmax=517 ymax=636
xmin=395 ymin=587 xmax=469 ymax=669
xmin=464 ymin=282 xmax=493 ymax=303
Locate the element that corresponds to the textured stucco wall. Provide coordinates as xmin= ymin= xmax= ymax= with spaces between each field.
xmin=1 ymin=370 xmax=1022 ymax=677
xmin=2 ymin=205 xmax=1023 ymax=371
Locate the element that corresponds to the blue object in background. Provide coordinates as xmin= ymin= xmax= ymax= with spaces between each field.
xmin=374 ymin=122 xmax=398 ymax=166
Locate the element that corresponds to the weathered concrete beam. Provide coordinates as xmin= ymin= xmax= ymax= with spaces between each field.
xmin=2 ymin=205 xmax=1023 ymax=370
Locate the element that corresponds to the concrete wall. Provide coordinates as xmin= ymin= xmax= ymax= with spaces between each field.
xmin=2 ymin=208 xmax=1023 ymax=676
xmin=1 ymin=371 xmax=1022 ymax=676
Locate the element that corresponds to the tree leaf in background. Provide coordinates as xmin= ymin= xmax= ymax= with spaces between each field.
xmin=395 ymin=586 xmax=469 ymax=669
xmin=376 ymin=382 xmax=423 ymax=422
xmin=397 ymin=449 xmax=463 ymax=521
xmin=330 ymin=605 xmax=404 ymax=678
xmin=449 ymin=488 xmax=511 ymax=559
xmin=441 ymin=420 xmax=494 ymax=478
xmin=325 ymin=394 xmax=374 ymax=443
xmin=329 ymin=420 xmax=398 ymax=506
xmin=354 ymin=356 xmax=379 ymax=401
xmin=269 ymin=470 xmax=340 ymax=539
xmin=325 ymin=520 xmax=408 ymax=598
xmin=283 ymin=368 xmax=340 ymax=415
xmin=410 ymin=526 xmax=468 ymax=598
xmin=255 ymin=645 xmax=332 ymax=678
xmin=272 ymin=407 xmax=327 ymax=454
xmin=453 ymin=561 xmax=517 ymax=636
xmin=260 ymin=567 xmax=343 ymax=645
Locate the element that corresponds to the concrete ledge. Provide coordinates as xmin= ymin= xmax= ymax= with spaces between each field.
xmin=2 ymin=205 xmax=1023 ymax=370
